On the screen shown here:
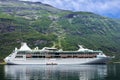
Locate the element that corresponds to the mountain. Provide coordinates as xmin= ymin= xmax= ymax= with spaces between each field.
xmin=0 ymin=0 xmax=120 ymax=61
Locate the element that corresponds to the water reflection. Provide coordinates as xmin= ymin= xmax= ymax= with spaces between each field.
xmin=4 ymin=65 xmax=107 ymax=80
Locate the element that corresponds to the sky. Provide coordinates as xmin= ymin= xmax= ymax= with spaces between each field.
xmin=21 ymin=0 xmax=120 ymax=18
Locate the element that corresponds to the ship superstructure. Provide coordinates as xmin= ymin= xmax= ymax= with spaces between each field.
xmin=4 ymin=43 xmax=110 ymax=65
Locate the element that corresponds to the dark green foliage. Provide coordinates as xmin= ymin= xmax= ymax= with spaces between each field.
xmin=31 ymin=17 xmax=52 ymax=33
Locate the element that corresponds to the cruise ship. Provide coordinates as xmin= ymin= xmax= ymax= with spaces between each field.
xmin=4 ymin=43 xmax=110 ymax=65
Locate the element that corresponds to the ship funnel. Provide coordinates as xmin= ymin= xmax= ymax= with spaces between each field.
xmin=19 ymin=42 xmax=31 ymax=51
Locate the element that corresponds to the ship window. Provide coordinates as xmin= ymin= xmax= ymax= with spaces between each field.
xmin=33 ymin=52 xmax=40 ymax=54
xmin=26 ymin=54 xmax=32 ymax=58
xmin=31 ymin=56 xmax=45 ymax=58
xmin=17 ymin=51 xmax=26 ymax=54
xmin=39 ymin=56 xmax=45 ymax=58
xmin=53 ymin=56 xmax=60 ymax=58
xmin=32 ymin=56 xmax=39 ymax=58
xmin=55 ymin=53 xmax=59 ymax=55
xmin=15 ymin=56 xmax=23 ymax=58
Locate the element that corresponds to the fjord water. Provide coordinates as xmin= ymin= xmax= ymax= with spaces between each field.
xmin=0 ymin=64 xmax=120 ymax=80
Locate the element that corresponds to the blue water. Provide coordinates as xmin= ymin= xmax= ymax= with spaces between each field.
xmin=0 ymin=64 xmax=120 ymax=80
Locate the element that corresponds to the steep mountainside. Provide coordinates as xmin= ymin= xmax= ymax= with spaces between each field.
xmin=0 ymin=0 xmax=120 ymax=61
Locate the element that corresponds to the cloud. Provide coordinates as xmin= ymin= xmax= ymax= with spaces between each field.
xmin=20 ymin=0 xmax=120 ymax=18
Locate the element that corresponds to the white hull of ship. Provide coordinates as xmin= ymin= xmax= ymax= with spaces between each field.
xmin=5 ymin=57 xmax=109 ymax=65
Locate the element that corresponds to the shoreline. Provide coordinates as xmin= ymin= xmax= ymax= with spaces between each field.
xmin=114 ymin=62 xmax=120 ymax=63
xmin=0 ymin=62 xmax=6 ymax=65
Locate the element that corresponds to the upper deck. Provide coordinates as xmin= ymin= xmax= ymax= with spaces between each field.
xmin=14 ymin=42 xmax=103 ymax=58
xmin=15 ymin=42 xmax=102 ymax=54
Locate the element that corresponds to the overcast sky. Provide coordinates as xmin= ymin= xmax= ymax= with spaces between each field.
xmin=21 ymin=0 xmax=120 ymax=18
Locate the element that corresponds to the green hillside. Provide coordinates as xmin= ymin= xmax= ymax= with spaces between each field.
xmin=0 ymin=0 xmax=120 ymax=61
